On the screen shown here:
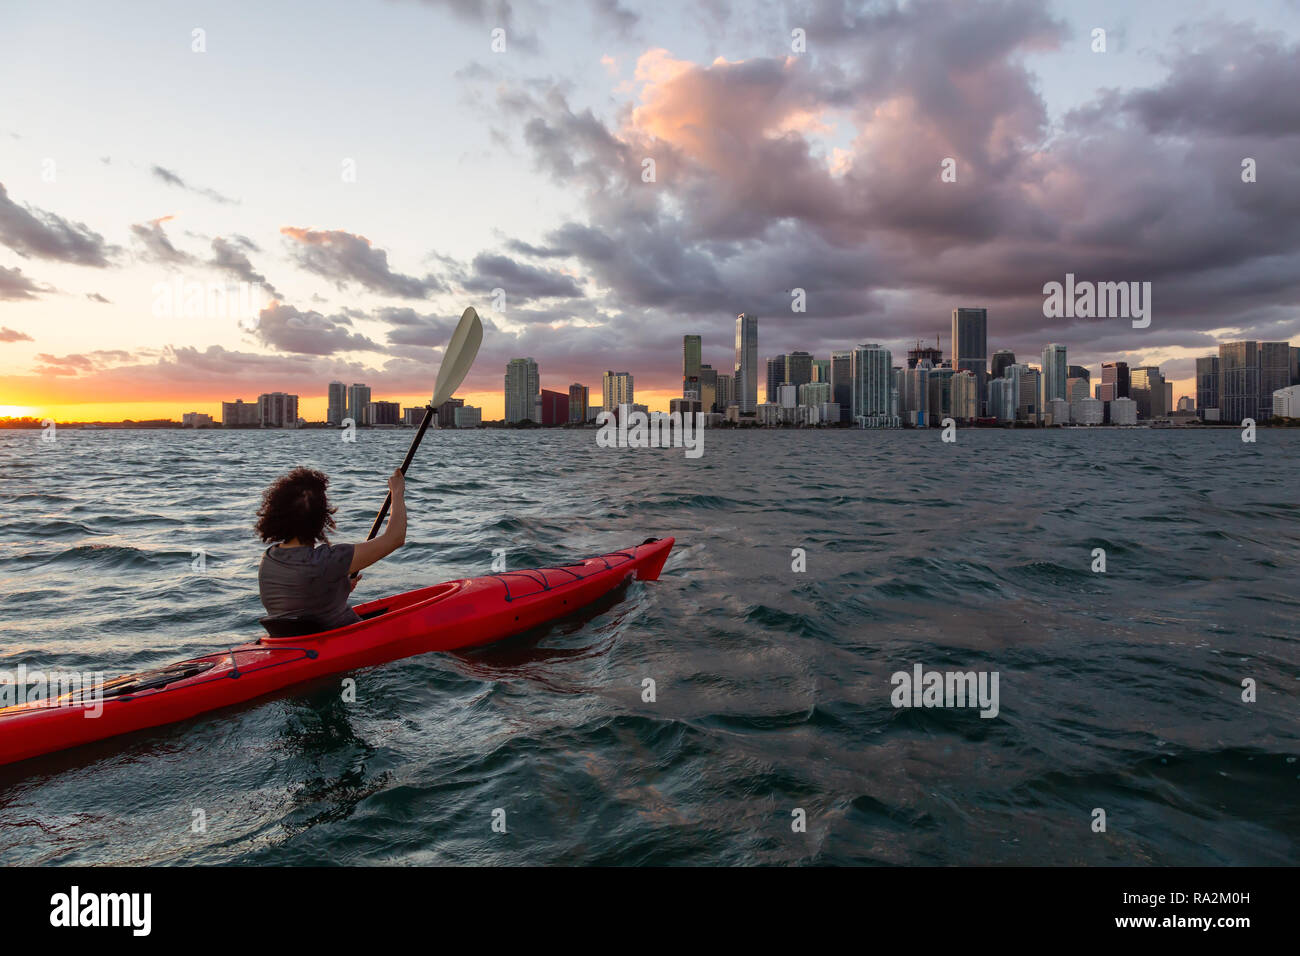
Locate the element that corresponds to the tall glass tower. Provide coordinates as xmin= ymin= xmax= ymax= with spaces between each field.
xmin=734 ymin=313 xmax=758 ymax=413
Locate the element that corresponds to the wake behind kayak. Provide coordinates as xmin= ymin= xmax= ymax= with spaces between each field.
xmin=0 ymin=537 xmax=674 ymax=770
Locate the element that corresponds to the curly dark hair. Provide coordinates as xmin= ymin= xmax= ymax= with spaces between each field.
xmin=255 ymin=467 xmax=338 ymax=544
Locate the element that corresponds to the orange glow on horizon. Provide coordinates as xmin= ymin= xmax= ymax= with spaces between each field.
xmin=11 ymin=386 xmax=687 ymax=423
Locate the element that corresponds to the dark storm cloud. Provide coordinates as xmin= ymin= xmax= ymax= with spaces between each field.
xmin=281 ymin=227 xmax=446 ymax=299
xmin=253 ymin=303 xmax=383 ymax=356
xmin=150 ymin=165 xmax=239 ymax=205
xmin=0 ymin=183 xmax=114 ymax=267
xmin=457 ymin=252 xmax=585 ymax=299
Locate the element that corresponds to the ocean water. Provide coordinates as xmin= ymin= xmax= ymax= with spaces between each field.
xmin=0 ymin=426 xmax=1296 ymax=866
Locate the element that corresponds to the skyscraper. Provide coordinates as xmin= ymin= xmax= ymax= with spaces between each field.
xmin=764 ymin=354 xmax=787 ymax=404
xmin=1260 ymin=342 xmax=1291 ymax=414
xmin=568 ymin=383 xmax=589 ymax=423
xmin=258 ymin=392 xmax=299 ymax=428
xmin=697 ymin=365 xmax=718 ymax=413
xmin=1131 ymin=366 xmax=1166 ymax=420
xmin=850 ymin=344 xmax=892 ymax=419
xmin=682 ymin=335 xmax=702 ymax=393
xmin=602 ymin=370 xmax=634 ymax=411
xmin=991 ymin=349 xmax=1016 ymax=381
xmin=1099 ymin=362 xmax=1129 ymax=402
xmin=1195 ymin=355 xmax=1220 ymax=419
xmin=504 ymin=358 xmax=539 ymax=423
xmin=1218 ymin=342 xmax=1258 ymax=424
xmin=539 ymin=389 xmax=569 ymax=426
xmin=829 ymin=350 xmax=852 ymax=423
xmin=1067 ymin=365 xmax=1090 ymax=382
xmin=952 ymin=308 xmax=988 ymax=409
xmin=784 ymin=351 xmax=814 ymax=388
xmin=734 ymin=313 xmax=758 ymax=413
xmin=346 ymin=384 xmax=371 ymax=424
xmin=812 ymin=358 xmax=830 ymax=383
xmin=715 ymin=373 xmax=734 ymax=412
xmin=327 ymin=381 xmax=346 ymax=425
xmin=908 ymin=340 xmax=943 ymax=369
xmin=1041 ymin=344 xmax=1068 ymax=405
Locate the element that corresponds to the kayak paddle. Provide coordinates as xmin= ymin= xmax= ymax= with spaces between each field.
xmin=362 ymin=306 xmax=483 ymax=543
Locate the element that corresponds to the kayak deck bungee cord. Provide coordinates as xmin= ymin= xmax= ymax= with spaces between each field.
xmin=0 ymin=537 xmax=674 ymax=769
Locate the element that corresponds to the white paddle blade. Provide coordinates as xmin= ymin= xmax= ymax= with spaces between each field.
xmin=430 ymin=307 xmax=484 ymax=408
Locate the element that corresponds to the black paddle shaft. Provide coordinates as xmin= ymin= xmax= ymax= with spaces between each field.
xmin=365 ymin=403 xmax=435 ymax=541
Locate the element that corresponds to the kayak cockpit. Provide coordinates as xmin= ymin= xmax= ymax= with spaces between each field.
xmin=260 ymin=581 xmax=463 ymax=642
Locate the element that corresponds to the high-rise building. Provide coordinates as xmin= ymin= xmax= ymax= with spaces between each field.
xmin=784 ymin=351 xmax=814 ymax=388
xmin=798 ymin=382 xmax=831 ymax=407
xmin=734 ymin=313 xmax=758 ymax=413
xmin=327 ymin=381 xmax=347 ymax=425
xmin=1195 ymin=355 xmax=1220 ymax=419
xmin=1110 ymin=397 xmax=1138 ymax=425
xmin=504 ymin=358 xmax=540 ymax=423
xmin=850 ymin=344 xmax=892 ymax=419
xmin=221 ymin=399 xmax=259 ymax=426
xmin=1260 ymin=342 xmax=1291 ymax=412
xmin=908 ymin=339 xmax=943 ymax=369
xmin=1218 ymin=341 xmax=1259 ymax=424
xmin=1041 ymin=344 xmax=1068 ymax=406
xmin=258 ymin=392 xmax=299 ymax=428
xmin=602 ymin=370 xmax=634 ymax=412
xmin=812 ymin=359 xmax=830 ymax=383
xmin=952 ymin=308 xmax=988 ymax=409
xmin=1072 ymin=396 xmax=1104 ymax=425
xmin=454 ymin=406 xmax=482 ymax=428
xmin=1273 ymin=384 xmax=1300 ymax=418
xmin=682 ymin=334 xmax=702 ymax=388
xmin=539 ymin=389 xmax=569 ymax=426
xmin=346 ymin=384 xmax=371 ymax=424
xmin=1099 ymin=362 xmax=1129 ymax=402
xmin=829 ymin=350 xmax=852 ymax=423
xmin=697 ymin=365 xmax=718 ymax=413
xmin=1015 ymin=366 xmax=1041 ymax=423
xmin=435 ymin=397 xmax=464 ymax=427
xmin=568 ymin=383 xmax=589 ymax=423
xmin=365 ymin=400 xmax=400 ymax=426
xmin=715 ymin=373 xmax=734 ymax=412
xmin=1131 ymin=366 xmax=1167 ymax=420
xmin=990 ymin=349 xmax=1016 ymax=381
xmin=1067 ymin=365 xmax=1090 ymax=382
xmin=927 ymin=367 xmax=957 ymax=423
xmin=951 ymin=370 xmax=978 ymax=421
xmin=764 ymin=354 xmax=787 ymax=404
xmin=1066 ymin=377 xmax=1090 ymax=403
xmin=1176 ymin=395 xmax=1195 ymax=412
xmin=1291 ymin=346 xmax=1300 ymax=385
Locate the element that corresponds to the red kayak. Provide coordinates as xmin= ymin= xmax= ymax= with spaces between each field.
xmin=0 ymin=537 xmax=674 ymax=769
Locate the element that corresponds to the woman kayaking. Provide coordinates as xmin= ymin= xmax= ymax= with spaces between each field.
xmin=256 ymin=466 xmax=407 ymax=631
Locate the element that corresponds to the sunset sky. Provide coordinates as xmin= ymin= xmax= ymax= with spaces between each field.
xmin=3 ymin=0 xmax=1299 ymax=421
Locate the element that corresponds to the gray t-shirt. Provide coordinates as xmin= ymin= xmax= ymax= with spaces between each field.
xmin=259 ymin=542 xmax=360 ymax=631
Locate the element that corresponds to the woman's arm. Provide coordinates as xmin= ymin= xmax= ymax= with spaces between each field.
xmin=349 ymin=469 xmax=407 ymax=574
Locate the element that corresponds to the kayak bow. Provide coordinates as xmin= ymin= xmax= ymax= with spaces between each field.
xmin=0 ymin=537 xmax=674 ymax=769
